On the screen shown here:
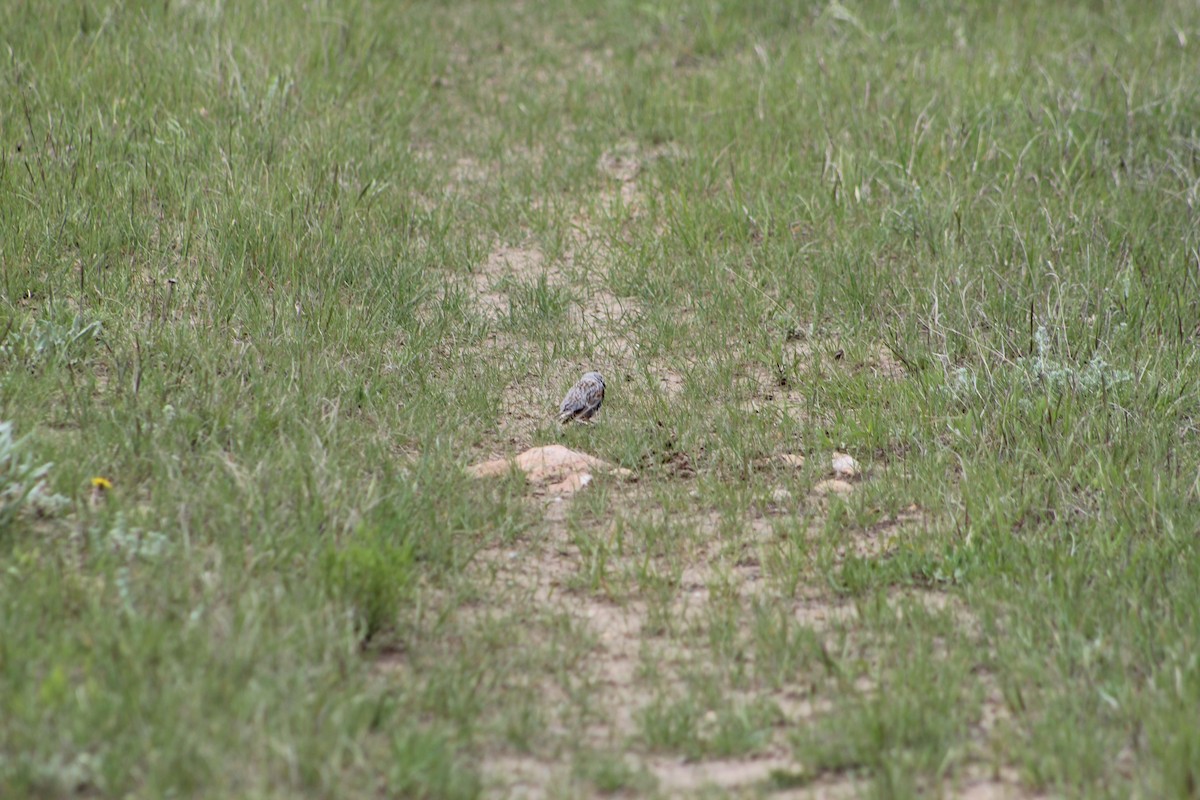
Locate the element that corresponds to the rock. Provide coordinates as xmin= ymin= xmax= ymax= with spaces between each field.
xmin=468 ymin=445 xmax=631 ymax=496
xmin=831 ymin=452 xmax=860 ymax=478
xmin=771 ymin=487 xmax=793 ymax=504
xmin=547 ymin=472 xmax=592 ymax=496
xmin=778 ymin=453 xmax=806 ymax=468
xmin=813 ymin=479 xmax=854 ymax=496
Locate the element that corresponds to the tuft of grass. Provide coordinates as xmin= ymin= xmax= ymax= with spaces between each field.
xmin=321 ymin=525 xmax=416 ymax=644
xmin=637 ymin=689 xmax=781 ymax=761
xmin=572 ymin=751 xmax=657 ymax=796
xmin=387 ymin=728 xmax=481 ymax=800
xmin=791 ymin=624 xmax=978 ymax=787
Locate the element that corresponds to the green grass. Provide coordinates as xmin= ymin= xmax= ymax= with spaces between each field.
xmin=3 ymin=0 xmax=1200 ymax=797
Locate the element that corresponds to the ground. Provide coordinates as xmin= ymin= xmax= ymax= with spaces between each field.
xmin=2 ymin=1 xmax=1200 ymax=798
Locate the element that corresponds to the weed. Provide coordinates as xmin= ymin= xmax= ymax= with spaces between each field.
xmin=0 ymin=421 xmax=68 ymax=532
xmin=321 ymin=526 xmax=415 ymax=643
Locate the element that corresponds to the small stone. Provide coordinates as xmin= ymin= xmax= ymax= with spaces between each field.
xmin=831 ymin=452 xmax=860 ymax=478
xmin=771 ymin=487 xmax=793 ymax=504
xmin=813 ymin=479 xmax=854 ymax=496
xmin=778 ymin=453 xmax=806 ymax=468
xmin=547 ymin=472 xmax=592 ymax=496
xmin=467 ymin=445 xmax=630 ymax=497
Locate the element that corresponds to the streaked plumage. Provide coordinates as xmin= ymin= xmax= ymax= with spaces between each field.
xmin=558 ymin=371 xmax=605 ymax=424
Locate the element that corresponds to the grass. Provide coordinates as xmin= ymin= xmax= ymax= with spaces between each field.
xmin=3 ymin=0 xmax=1200 ymax=797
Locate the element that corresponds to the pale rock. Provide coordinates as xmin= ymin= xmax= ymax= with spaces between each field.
xmin=831 ymin=452 xmax=860 ymax=478
xmin=468 ymin=445 xmax=630 ymax=496
xmin=813 ymin=479 xmax=855 ymax=496
xmin=778 ymin=453 xmax=806 ymax=468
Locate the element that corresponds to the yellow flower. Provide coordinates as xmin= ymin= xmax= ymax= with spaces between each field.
xmin=90 ymin=477 xmax=113 ymax=490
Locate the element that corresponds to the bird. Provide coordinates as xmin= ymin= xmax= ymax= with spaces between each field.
xmin=558 ymin=371 xmax=605 ymax=424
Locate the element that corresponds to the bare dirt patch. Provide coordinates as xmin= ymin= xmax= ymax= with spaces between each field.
xmin=954 ymin=779 xmax=1031 ymax=800
xmin=473 ymin=517 xmax=682 ymax=797
xmin=647 ymin=753 xmax=828 ymax=796
xmin=480 ymin=756 xmax=561 ymax=799
xmin=570 ymin=284 xmax=638 ymax=330
xmin=423 ymin=136 xmax=969 ymax=799
xmin=474 ymin=231 xmax=635 ymax=326
xmin=592 ymin=140 xmax=685 ymax=224
xmin=597 ymin=143 xmax=644 ymax=183
xmin=450 ymin=156 xmax=490 ymax=187
xmin=493 ymin=368 xmax=552 ymax=448
xmin=471 ymin=242 xmax=560 ymax=320
xmin=468 ymin=469 xmax=974 ymax=789
xmin=464 ymin=235 xmax=648 ymax=447
xmin=870 ymin=343 xmax=908 ymax=380
xmin=597 ymin=140 xmax=686 ymax=182
xmin=458 ymin=479 xmax=989 ymax=799
xmin=654 ymin=368 xmax=686 ymax=399
xmin=740 ymin=361 xmax=815 ymax=421
xmin=767 ymin=334 xmax=909 ymax=387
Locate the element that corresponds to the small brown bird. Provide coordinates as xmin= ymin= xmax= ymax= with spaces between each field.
xmin=558 ymin=371 xmax=605 ymax=424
